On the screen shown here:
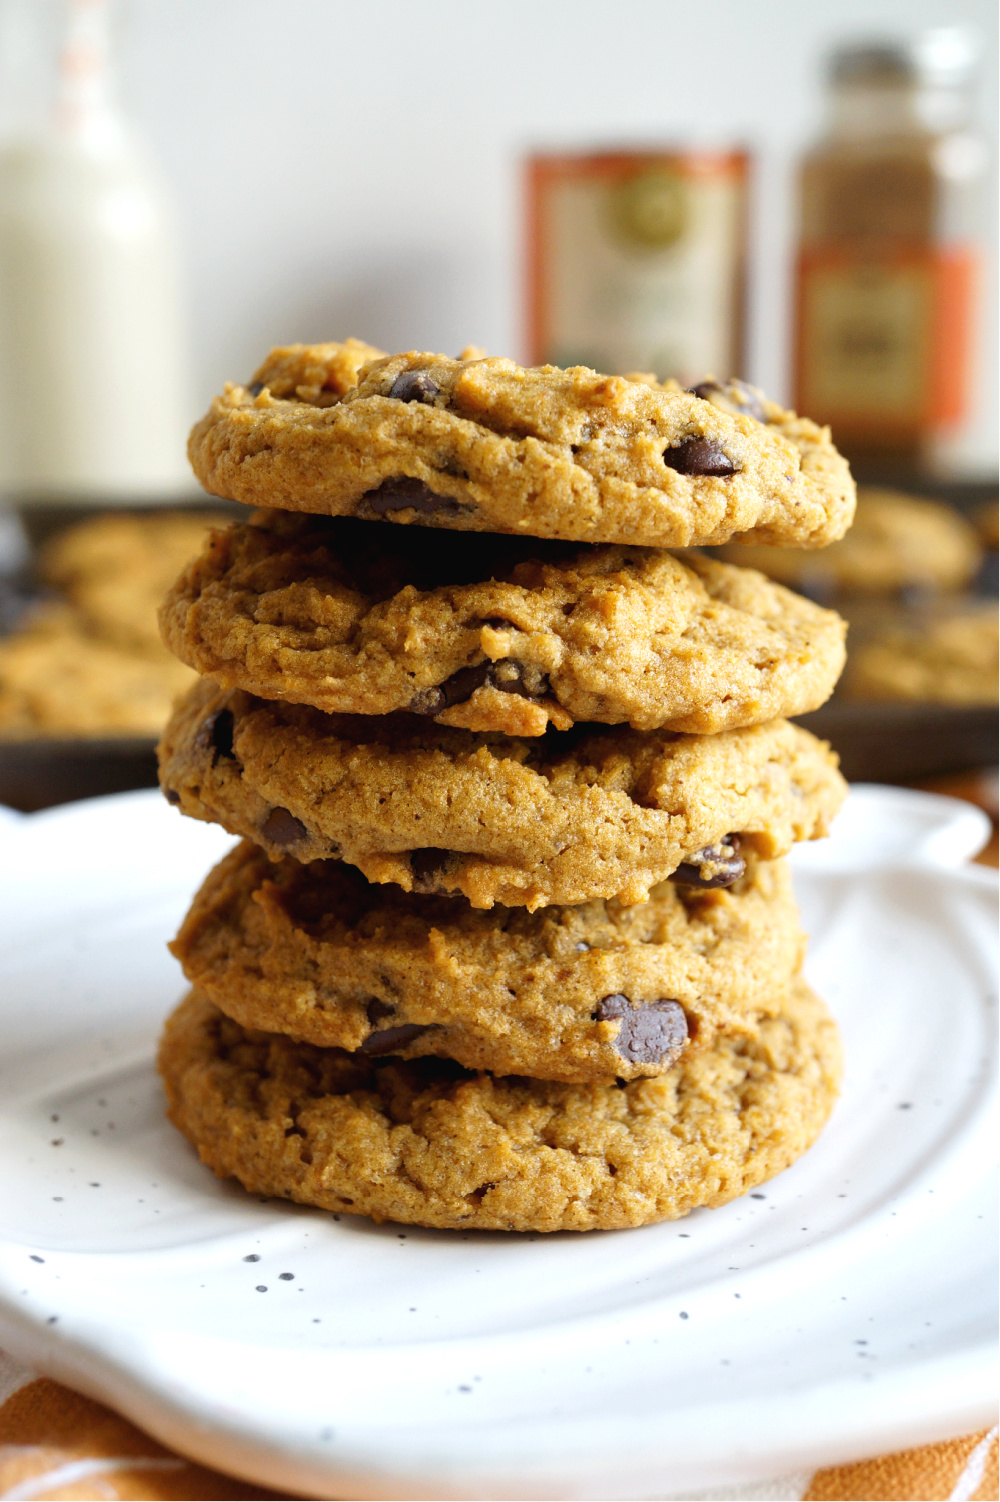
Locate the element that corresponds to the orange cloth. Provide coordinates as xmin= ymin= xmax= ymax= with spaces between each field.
xmin=0 ymin=1373 xmax=995 ymax=1500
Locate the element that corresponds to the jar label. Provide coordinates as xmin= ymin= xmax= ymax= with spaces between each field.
xmin=794 ymin=247 xmax=974 ymax=434
xmin=526 ymin=152 xmax=748 ymax=383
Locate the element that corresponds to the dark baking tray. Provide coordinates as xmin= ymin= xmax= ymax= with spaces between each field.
xmin=0 ymin=736 xmax=159 ymax=812
xmin=794 ymin=701 xmax=997 ymax=784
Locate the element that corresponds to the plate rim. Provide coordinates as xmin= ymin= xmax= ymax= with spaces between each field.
xmin=0 ymin=786 xmax=996 ymax=1499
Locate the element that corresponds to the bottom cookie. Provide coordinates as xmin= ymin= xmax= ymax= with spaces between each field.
xmin=158 ymin=983 xmax=840 ymax=1233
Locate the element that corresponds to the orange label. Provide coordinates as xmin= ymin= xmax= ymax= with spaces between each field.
xmin=526 ymin=151 xmax=749 ymax=382
xmin=795 ymin=246 xmax=975 ymax=435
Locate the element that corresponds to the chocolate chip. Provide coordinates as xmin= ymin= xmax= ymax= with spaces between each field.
xmin=247 ymin=381 xmax=264 ymax=397
xmin=209 ymin=708 xmax=235 ymax=761
xmin=261 ymin=807 xmax=307 ymax=848
xmin=663 ymin=438 xmax=737 ymax=477
xmin=196 ymin=707 xmax=238 ymax=767
xmin=164 ymin=788 xmax=180 ymax=805
xmin=688 ymin=379 xmax=766 ymax=424
xmin=409 ymin=685 xmax=448 ymax=715
xmin=410 ymin=848 xmax=453 ymax=893
xmin=670 ymin=834 xmax=745 ymax=889
xmin=361 ymin=1023 xmax=434 ymax=1057
xmin=366 ymin=999 xmax=396 ymax=1024
xmin=388 ymin=370 xmax=440 ymax=403
xmin=362 ymin=477 xmax=464 ymax=516
xmin=595 ymin=995 xmax=688 ymax=1066
xmin=409 ymin=658 xmax=550 ymax=716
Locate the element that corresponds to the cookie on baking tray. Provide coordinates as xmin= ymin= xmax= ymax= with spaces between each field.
xmin=160 ymin=512 xmax=846 ymax=736
xmin=842 ymin=602 xmax=998 ymax=705
xmin=157 ymin=677 xmax=846 ymax=910
xmin=40 ymin=510 xmax=231 ymax=653
xmin=717 ymin=486 xmax=983 ymax=599
xmin=170 ymin=840 xmax=805 ymax=1082
xmin=188 ymin=345 xmax=855 ymax=550
xmin=158 ymin=981 xmax=840 ymax=1232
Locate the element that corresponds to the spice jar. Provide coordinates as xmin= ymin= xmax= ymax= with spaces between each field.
xmin=794 ymin=29 xmax=987 ymax=477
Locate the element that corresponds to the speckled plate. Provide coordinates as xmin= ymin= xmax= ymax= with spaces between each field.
xmin=0 ymin=787 xmax=995 ymax=1501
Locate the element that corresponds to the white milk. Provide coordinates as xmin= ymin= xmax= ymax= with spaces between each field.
xmin=0 ymin=0 xmax=193 ymax=500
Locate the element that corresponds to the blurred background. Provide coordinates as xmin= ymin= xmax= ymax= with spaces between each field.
xmin=0 ymin=0 xmax=995 ymax=818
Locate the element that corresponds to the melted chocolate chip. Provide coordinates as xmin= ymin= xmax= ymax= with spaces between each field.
xmin=670 ymin=834 xmax=745 ymax=889
xmin=210 ymin=708 xmax=236 ymax=761
xmin=164 ymin=788 xmax=180 ymax=805
xmin=362 ymin=477 xmax=465 ymax=517
xmin=388 ymin=370 xmax=440 ymax=404
xmin=409 ymin=658 xmax=550 ymax=716
xmin=410 ymin=848 xmax=454 ymax=893
xmin=261 ymin=807 xmax=308 ymax=848
xmin=663 ymin=438 xmax=737 ymax=477
xmin=361 ymin=1023 xmax=434 ymax=1057
xmin=688 ymin=378 xmax=766 ymax=424
xmin=595 ymin=995 xmax=688 ymax=1066
xmin=247 ymin=381 xmax=264 ymax=397
xmin=196 ymin=708 xmax=239 ymax=768
xmin=366 ymin=999 xmax=396 ymax=1025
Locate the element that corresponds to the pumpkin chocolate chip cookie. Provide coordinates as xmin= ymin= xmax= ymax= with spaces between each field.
xmin=157 ymin=678 xmax=846 ymax=910
xmin=188 ymin=346 xmax=855 ymax=550
xmin=158 ymin=980 xmax=840 ymax=1232
xmin=718 ymin=486 xmax=983 ymax=599
xmin=160 ymin=512 xmax=845 ymax=736
xmin=170 ymin=840 xmax=804 ymax=1082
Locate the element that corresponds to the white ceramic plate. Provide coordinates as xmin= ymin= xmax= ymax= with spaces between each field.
xmin=0 ymin=787 xmax=995 ymax=1501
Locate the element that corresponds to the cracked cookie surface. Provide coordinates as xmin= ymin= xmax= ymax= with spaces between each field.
xmin=160 ymin=512 xmax=845 ymax=736
xmin=171 ymin=841 xmax=804 ymax=1082
xmin=188 ymin=345 xmax=855 ymax=550
xmin=158 ymin=981 xmax=840 ymax=1232
xmin=157 ymin=677 xmax=846 ymax=909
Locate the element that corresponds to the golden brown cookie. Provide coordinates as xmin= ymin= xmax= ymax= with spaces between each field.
xmin=0 ymin=603 xmax=196 ymax=738
xmin=158 ymin=982 xmax=841 ymax=1232
xmin=157 ymin=678 xmax=846 ymax=909
xmin=40 ymin=510 xmax=231 ymax=653
xmin=160 ymin=513 xmax=845 ymax=736
xmin=718 ymin=487 xmax=982 ymax=598
xmin=171 ymin=841 xmax=805 ymax=1082
xmin=842 ymin=602 xmax=998 ymax=705
xmin=188 ymin=347 xmax=855 ymax=549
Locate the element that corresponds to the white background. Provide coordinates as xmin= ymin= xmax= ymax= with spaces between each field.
xmin=11 ymin=0 xmax=1000 ymax=469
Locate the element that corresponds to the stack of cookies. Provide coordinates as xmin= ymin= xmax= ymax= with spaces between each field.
xmin=155 ymin=343 xmax=852 ymax=1234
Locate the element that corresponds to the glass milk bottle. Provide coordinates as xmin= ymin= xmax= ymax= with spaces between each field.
xmin=0 ymin=0 xmax=192 ymax=500
xmin=793 ymin=29 xmax=988 ymax=478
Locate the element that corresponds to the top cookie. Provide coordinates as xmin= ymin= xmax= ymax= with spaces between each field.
xmin=188 ymin=345 xmax=855 ymax=549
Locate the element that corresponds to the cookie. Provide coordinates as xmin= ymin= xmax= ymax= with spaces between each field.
xmin=158 ymin=981 xmax=840 ymax=1232
xmin=40 ymin=510 xmax=231 ymax=654
xmin=158 ymin=678 xmax=846 ymax=909
xmin=188 ymin=347 xmax=855 ymax=550
xmin=842 ymin=603 xmax=998 ymax=705
xmin=160 ymin=513 xmax=845 ymax=736
xmin=0 ymin=603 xmax=196 ymax=738
xmin=717 ymin=487 xmax=982 ymax=599
xmin=171 ymin=841 xmax=804 ymax=1082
